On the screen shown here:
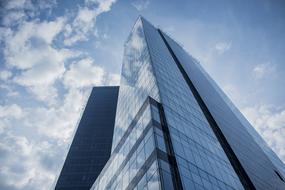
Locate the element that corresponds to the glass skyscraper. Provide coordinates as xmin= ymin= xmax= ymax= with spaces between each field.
xmin=57 ymin=17 xmax=285 ymax=190
xmin=90 ymin=17 xmax=285 ymax=190
xmin=55 ymin=86 xmax=119 ymax=190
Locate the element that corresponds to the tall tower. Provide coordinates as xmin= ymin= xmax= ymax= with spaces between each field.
xmin=90 ymin=17 xmax=285 ymax=190
xmin=55 ymin=86 xmax=119 ymax=190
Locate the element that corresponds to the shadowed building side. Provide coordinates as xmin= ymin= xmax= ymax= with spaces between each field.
xmin=55 ymin=86 xmax=119 ymax=190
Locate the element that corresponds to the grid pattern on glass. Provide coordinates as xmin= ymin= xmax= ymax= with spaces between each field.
xmin=133 ymin=160 xmax=161 ymax=190
xmin=112 ymin=18 xmax=160 ymax=151
xmin=168 ymin=35 xmax=285 ymax=178
xmin=141 ymin=18 xmax=244 ymax=190
xmin=91 ymin=103 xmax=158 ymax=190
xmin=152 ymin=100 xmax=182 ymax=190
xmin=185 ymin=45 xmax=285 ymax=179
xmin=161 ymin=28 xmax=285 ymax=189
xmin=55 ymin=87 xmax=118 ymax=190
xmin=108 ymin=128 xmax=156 ymax=190
xmin=154 ymin=127 xmax=167 ymax=153
xmin=158 ymin=159 xmax=176 ymax=190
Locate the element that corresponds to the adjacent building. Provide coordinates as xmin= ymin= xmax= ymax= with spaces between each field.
xmin=57 ymin=17 xmax=285 ymax=190
xmin=55 ymin=86 xmax=119 ymax=190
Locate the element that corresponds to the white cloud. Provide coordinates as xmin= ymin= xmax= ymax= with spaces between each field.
xmin=13 ymin=48 xmax=75 ymax=87
xmin=215 ymin=41 xmax=231 ymax=54
xmin=0 ymin=0 xmax=119 ymax=189
xmin=1 ymin=16 xmax=80 ymax=104
xmin=86 ymin=0 xmax=117 ymax=12
xmin=23 ymin=89 xmax=87 ymax=142
xmin=12 ymin=50 xmax=66 ymax=103
xmin=0 ymin=132 xmax=60 ymax=190
xmin=0 ymin=88 xmax=89 ymax=190
xmin=63 ymin=58 xmax=105 ymax=88
xmin=0 ymin=84 xmax=20 ymax=98
xmin=4 ymin=0 xmax=27 ymax=10
xmin=13 ymin=49 xmax=64 ymax=86
xmin=35 ymin=19 xmax=65 ymax=44
xmin=0 ymin=70 xmax=12 ymax=80
xmin=4 ymin=17 xmax=66 ymax=70
xmin=2 ymin=11 xmax=26 ymax=26
xmin=0 ymin=104 xmax=24 ymax=119
xmin=29 ymin=85 xmax=60 ymax=105
xmin=74 ymin=7 xmax=97 ymax=33
xmin=64 ymin=0 xmax=116 ymax=45
xmin=108 ymin=73 xmax=120 ymax=85
xmin=77 ymin=7 xmax=96 ymax=23
xmin=2 ymin=0 xmax=57 ymax=26
xmin=0 ymin=104 xmax=24 ymax=134
xmin=0 ymin=27 xmax=13 ymax=44
xmin=63 ymin=57 xmax=120 ymax=88
xmin=4 ymin=0 xmax=56 ymax=11
xmin=132 ymin=0 xmax=150 ymax=11
xmin=252 ymin=62 xmax=276 ymax=79
xmin=63 ymin=7 xmax=96 ymax=46
xmin=242 ymin=105 xmax=285 ymax=162
xmin=0 ymin=133 xmax=35 ymax=189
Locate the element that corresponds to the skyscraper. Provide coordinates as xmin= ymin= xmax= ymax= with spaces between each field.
xmin=55 ymin=86 xmax=119 ymax=190
xmin=90 ymin=17 xmax=285 ymax=190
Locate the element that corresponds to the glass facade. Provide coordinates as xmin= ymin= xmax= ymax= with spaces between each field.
xmin=160 ymin=30 xmax=285 ymax=189
xmin=91 ymin=18 xmax=180 ymax=190
xmin=91 ymin=95 xmax=192 ymax=190
xmin=61 ymin=16 xmax=285 ymax=190
xmin=91 ymin=98 xmax=159 ymax=190
xmin=141 ymin=18 xmax=245 ymax=190
xmin=55 ymin=87 xmax=119 ymax=190
xmin=111 ymin=18 xmax=160 ymax=151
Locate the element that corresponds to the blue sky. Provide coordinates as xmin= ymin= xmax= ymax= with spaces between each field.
xmin=0 ymin=0 xmax=285 ymax=189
